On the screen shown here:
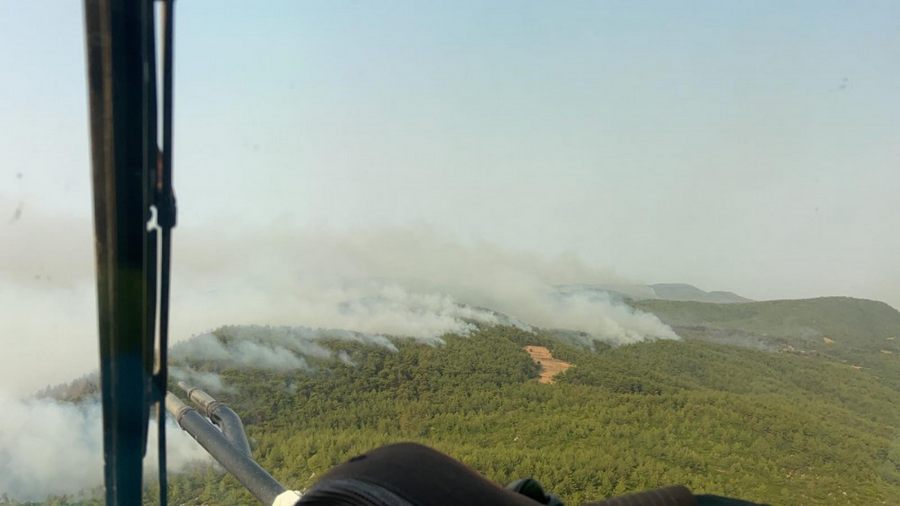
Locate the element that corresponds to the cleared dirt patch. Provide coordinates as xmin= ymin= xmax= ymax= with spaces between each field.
xmin=524 ymin=345 xmax=572 ymax=384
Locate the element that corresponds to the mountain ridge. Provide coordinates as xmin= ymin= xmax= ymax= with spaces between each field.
xmin=556 ymin=283 xmax=752 ymax=304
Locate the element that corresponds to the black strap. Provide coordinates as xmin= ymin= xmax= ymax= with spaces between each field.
xmin=154 ymin=1 xmax=177 ymax=505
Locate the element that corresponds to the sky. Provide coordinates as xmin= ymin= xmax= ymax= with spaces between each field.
xmin=1 ymin=0 xmax=899 ymax=393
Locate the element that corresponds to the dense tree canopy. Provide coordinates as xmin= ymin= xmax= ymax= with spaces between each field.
xmin=159 ymin=325 xmax=900 ymax=505
xmin=19 ymin=316 xmax=900 ymax=505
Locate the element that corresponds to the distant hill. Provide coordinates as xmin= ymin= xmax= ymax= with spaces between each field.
xmin=556 ymin=283 xmax=752 ymax=304
xmin=635 ymin=296 xmax=900 ymax=349
xmin=634 ymin=296 xmax=900 ymax=387
xmin=648 ymin=283 xmax=752 ymax=304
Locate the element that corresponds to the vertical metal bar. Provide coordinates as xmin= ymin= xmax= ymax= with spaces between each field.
xmin=160 ymin=0 xmax=175 ymax=194
xmin=143 ymin=0 xmax=166 ymax=504
xmin=84 ymin=0 xmax=153 ymax=503
xmin=156 ymin=1 xmax=178 ymax=504
xmin=83 ymin=1 xmax=117 ymax=500
xmin=142 ymin=0 xmax=160 ymax=467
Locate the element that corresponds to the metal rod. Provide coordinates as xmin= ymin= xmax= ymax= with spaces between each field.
xmin=179 ymin=382 xmax=253 ymax=457
xmin=165 ymin=393 xmax=293 ymax=505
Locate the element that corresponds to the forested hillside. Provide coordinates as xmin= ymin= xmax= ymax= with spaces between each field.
xmin=636 ymin=297 xmax=900 ymax=390
xmin=158 ymin=326 xmax=900 ymax=505
xmin=20 ymin=300 xmax=900 ymax=506
xmin=636 ymin=297 xmax=900 ymax=353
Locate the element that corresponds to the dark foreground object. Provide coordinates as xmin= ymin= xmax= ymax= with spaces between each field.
xmin=300 ymin=443 xmax=766 ymax=506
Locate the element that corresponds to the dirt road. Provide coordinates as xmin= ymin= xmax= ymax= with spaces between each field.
xmin=523 ymin=345 xmax=572 ymax=384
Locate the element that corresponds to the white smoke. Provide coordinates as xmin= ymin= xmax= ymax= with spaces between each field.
xmin=170 ymin=366 xmax=236 ymax=394
xmin=0 ymin=390 xmax=210 ymax=502
xmin=1 ymin=214 xmax=678 ymax=501
xmin=170 ymin=227 xmax=677 ymax=346
xmin=1 ymin=216 xmax=677 ymax=396
xmin=169 ymin=325 xmax=401 ymax=390
xmin=541 ymin=290 xmax=679 ymax=344
xmin=173 ymin=332 xmax=311 ymax=371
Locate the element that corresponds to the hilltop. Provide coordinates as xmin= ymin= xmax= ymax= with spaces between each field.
xmin=635 ymin=296 xmax=900 ymax=346
xmin=634 ymin=296 xmax=900 ymax=387
xmin=648 ymin=283 xmax=753 ymax=304
xmin=557 ymin=283 xmax=751 ymax=304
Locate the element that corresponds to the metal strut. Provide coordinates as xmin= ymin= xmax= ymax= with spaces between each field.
xmin=165 ymin=386 xmax=299 ymax=505
xmin=85 ymin=2 xmax=295 ymax=504
xmin=84 ymin=0 xmax=176 ymax=503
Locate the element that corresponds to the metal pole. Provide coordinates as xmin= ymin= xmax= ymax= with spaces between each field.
xmin=84 ymin=1 xmax=155 ymax=502
xmin=179 ymin=383 xmax=253 ymax=457
xmin=165 ymin=393 xmax=298 ymax=505
xmin=155 ymin=1 xmax=178 ymax=504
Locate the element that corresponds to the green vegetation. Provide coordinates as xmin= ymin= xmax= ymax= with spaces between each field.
xmin=156 ymin=325 xmax=899 ymax=505
xmin=636 ymin=297 xmax=900 ymax=393
xmin=22 ymin=297 xmax=900 ymax=505
xmin=635 ymin=296 xmax=900 ymax=355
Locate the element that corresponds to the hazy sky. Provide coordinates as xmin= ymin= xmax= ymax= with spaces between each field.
xmin=2 ymin=1 xmax=899 ymax=392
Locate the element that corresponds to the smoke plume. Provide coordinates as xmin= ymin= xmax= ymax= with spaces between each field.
xmin=0 ymin=391 xmax=210 ymax=502
xmin=169 ymin=325 xmax=405 ymax=391
xmin=170 ymin=227 xmax=677 ymax=346
xmin=2 ymin=216 xmax=677 ymax=394
xmin=1 ymin=208 xmax=680 ymax=500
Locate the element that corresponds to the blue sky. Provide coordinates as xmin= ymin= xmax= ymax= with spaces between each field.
xmin=179 ymin=1 xmax=898 ymax=296
xmin=2 ymin=1 xmax=900 ymax=390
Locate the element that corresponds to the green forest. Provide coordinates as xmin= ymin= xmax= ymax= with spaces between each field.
xmin=19 ymin=298 xmax=900 ymax=505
